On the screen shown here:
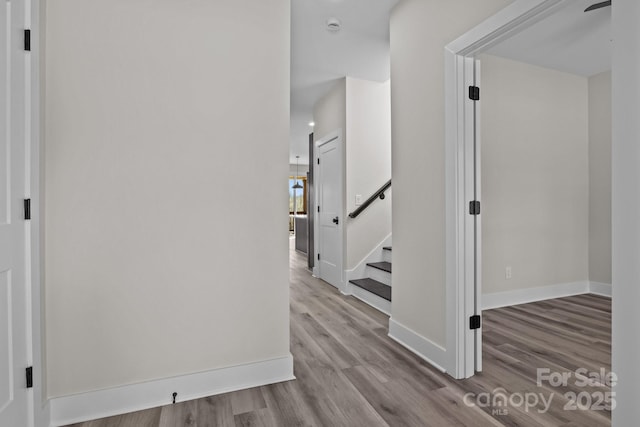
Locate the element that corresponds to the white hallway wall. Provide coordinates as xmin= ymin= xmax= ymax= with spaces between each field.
xmin=589 ymin=71 xmax=612 ymax=286
xmin=389 ymin=0 xmax=511 ymax=349
xmin=345 ymin=78 xmax=392 ymax=270
xmin=387 ymin=0 xmax=638 ymax=420
xmin=389 ymin=0 xmax=614 ymax=356
xmin=44 ymin=0 xmax=291 ymax=415
xmin=480 ymin=54 xmax=590 ymax=296
xmin=611 ymin=0 xmax=640 ymax=423
xmin=313 ymin=77 xmax=392 ymax=274
xmin=289 ymin=164 xmax=310 ymax=178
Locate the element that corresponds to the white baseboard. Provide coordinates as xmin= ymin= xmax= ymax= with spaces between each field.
xmin=49 ymin=354 xmax=294 ymax=427
xmin=482 ymin=281 xmax=590 ymax=310
xmin=345 ymin=234 xmax=392 ymax=283
xmin=348 ymin=282 xmax=391 ymax=315
xmin=589 ymin=281 xmax=612 ymax=297
xmin=388 ymin=318 xmax=447 ymax=373
xmin=38 ymin=400 xmax=51 ymax=427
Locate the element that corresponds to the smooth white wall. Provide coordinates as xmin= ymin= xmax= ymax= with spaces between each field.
xmin=612 ymin=1 xmax=640 ymax=424
xmin=313 ymin=77 xmax=392 ymax=271
xmin=313 ymin=79 xmax=346 ymax=146
xmin=345 ymin=78 xmax=392 ymax=269
xmin=389 ymin=0 xmax=511 ymax=347
xmin=588 ymin=71 xmax=612 ymax=285
xmin=45 ymin=0 xmax=290 ymax=398
xmin=480 ymin=54 xmax=589 ymax=294
xmin=289 ymin=164 xmax=309 ymax=178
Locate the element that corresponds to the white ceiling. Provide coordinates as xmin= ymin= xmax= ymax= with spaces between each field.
xmin=289 ymin=0 xmax=612 ymax=165
xmin=290 ymin=0 xmax=397 ymax=165
xmin=487 ymin=0 xmax=611 ymax=77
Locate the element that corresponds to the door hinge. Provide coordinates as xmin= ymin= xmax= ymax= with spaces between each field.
xmin=317 ymin=158 xmax=320 ymax=165
xmin=26 ymin=366 xmax=33 ymax=388
xmin=469 ymin=200 xmax=480 ymax=215
xmin=317 ymin=253 xmax=320 ymax=261
xmin=469 ymin=85 xmax=480 ymax=101
xmin=469 ymin=315 xmax=481 ymax=330
xmin=24 ymin=199 xmax=31 ymax=220
xmin=24 ymin=29 xmax=31 ymax=51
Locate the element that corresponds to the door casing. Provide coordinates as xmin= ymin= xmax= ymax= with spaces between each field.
xmin=0 ymin=0 xmax=45 ymax=425
xmin=444 ymin=0 xmax=570 ymax=379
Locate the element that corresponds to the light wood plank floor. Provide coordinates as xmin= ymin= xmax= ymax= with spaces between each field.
xmin=67 ymin=242 xmax=611 ymax=426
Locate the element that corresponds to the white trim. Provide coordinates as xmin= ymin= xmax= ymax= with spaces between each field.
xmin=444 ymin=0 xmax=573 ymax=379
xmin=388 ymin=319 xmax=447 ymax=373
xmin=40 ymin=404 xmax=51 ymax=427
xmin=482 ymin=281 xmax=590 ymax=310
xmin=446 ymin=0 xmax=567 ymax=56
xmin=462 ymin=56 xmax=476 ymax=377
xmin=26 ymin=0 xmax=47 ymax=425
xmin=481 ymin=281 xmax=612 ymax=309
xmin=344 ymin=233 xmax=392 ymax=284
xmin=364 ymin=266 xmax=392 ymax=287
xmin=48 ymin=355 xmax=294 ymax=427
xmin=382 ymin=246 xmax=392 ymax=263
xmin=347 ymin=283 xmax=391 ymax=315
xmin=26 ymin=0 xmax=47 ymax=424
xmin=473 ymin=58 xmax=483 ymax=373
xmin=589 ymin=281 xmax=612 ymax=297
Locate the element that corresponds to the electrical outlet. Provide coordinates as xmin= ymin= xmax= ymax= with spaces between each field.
xmin=355 ymin=194 xmax=363 ymax=206
xmin=505 ymin=266 xmax=512 ymax=280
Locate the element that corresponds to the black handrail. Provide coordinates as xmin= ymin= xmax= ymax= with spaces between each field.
xmin=348 ymin=179 xmax=391 ymax=219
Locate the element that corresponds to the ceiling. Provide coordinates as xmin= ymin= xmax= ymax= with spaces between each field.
xmin=290 ymin=0 xmax=397 ymax=165
xmin=487 ymin=0 xmax=612 ymax=77
xmin=289 ymin=0 xmax=612 ymax=165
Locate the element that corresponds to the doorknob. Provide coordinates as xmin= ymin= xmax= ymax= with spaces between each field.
xmin=332 ymin=216 xmax=339 ymax=225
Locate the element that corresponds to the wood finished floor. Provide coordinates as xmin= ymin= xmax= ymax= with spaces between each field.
xmin=67 ymin=242 xmax=611 ymax=427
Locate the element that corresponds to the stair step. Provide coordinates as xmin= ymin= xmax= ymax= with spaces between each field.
xmin=382 ymin=246 xmax=392 ymax=263
xmin=349 ymin=278 xmax=391 ymax=301
xmin=367 ymin=261 xmax=391 ymax=273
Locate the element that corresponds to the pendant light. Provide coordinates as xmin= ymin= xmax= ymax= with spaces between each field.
xmin=292 ymin=156 xmax=303 ymax=189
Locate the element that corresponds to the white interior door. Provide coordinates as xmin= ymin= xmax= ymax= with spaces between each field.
xmin=0 ymin=0 xmax=31 ymax=425
xmin=316 ymin=134 xmax=343 ymax=289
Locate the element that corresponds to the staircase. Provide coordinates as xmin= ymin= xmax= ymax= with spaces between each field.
xmin=348 ymin=246 xmax=392 ymax=314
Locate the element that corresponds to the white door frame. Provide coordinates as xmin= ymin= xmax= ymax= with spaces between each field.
xmin=26 ymin=0 xmax=46 ymax=425
xmin=313 ymin=129 xmax=345 ymax=292
xmin=2 ymin=0 xmax=43 ymax=425
xmin=443 ymin=0 xmax=571 ymax=379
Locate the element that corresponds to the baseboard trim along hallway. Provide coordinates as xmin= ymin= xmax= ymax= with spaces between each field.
xmin=482 ymin=281 xmax=612 ymax=310
xmin=589 ymin=281 xmax=612 ymax=297
xmin=48 ymin=354 xmax=294 ymax=427
xmin=387 ymin=318 xmax=448 ymax=373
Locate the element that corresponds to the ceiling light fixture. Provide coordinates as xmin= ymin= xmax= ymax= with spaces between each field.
xmin=308 ymin=121 xmax=315 ymax=127
xmin=292 ymin=156 xmax=303 ymax=190
xmin=326 ymin=17 xmax=341 ymax=33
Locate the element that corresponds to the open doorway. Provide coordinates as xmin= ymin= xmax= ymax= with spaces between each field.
xmin=289 ymin=155 xmax=309 ymax=257
xmin=289 ymin=1 xmax=395 ymax=312
xmin=445 ymin=0 xmax=612 ymax=379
